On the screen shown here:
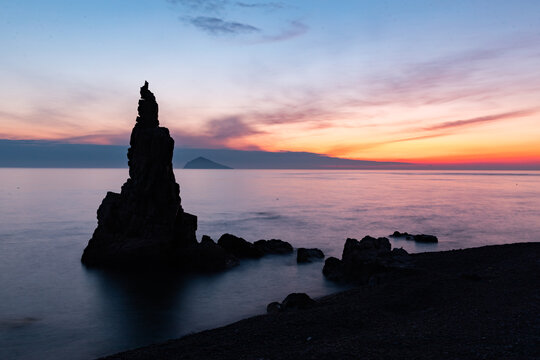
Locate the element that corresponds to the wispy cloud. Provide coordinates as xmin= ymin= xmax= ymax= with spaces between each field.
xmin=250 ymin=106 xmax=332 ymax=125
xmin=58 ymin=118 xmax=264 ymax=148
xmin=206 ymin=116 xmax=262 ymax=139
xmin=340 ymin=48 xmax=507 ymax=110
xmin=259 ymin=20 xmax=308 ymax=42
xmin=238 ymin=50 xmax=500 ymax=128
xmin=167 ymin=0 xmax=228 ymax=12
xmin=351 ymin=35 xmax=540 ymax=108
xmin=59 ymin=132 xmax=131 ymax=145
xmin=326 ymin=108 xmax=538 ymax=156
xmin=168 ymin=116 xmax=264 ymax=149
xmin=422 ymin=109 xmax=537 ymax=131
xmin=57 ymin=108 xmax=536 ymax=150
xmin=235 ymin=2 xmax=284 ymax=10
xmin=168 ymin=0 xmax=306 ymax=40
xmin=324 ymin=142 xmax=385 ymax=156
xmin=168 ymin=0 xmax=284 ymax=11
xmin=235 ymin=35 xmax=540 ymax=135
xmin=188 ymin=16 xmax=260 ymax=34
xmin=0 ymin=108 xmax=70 ymax=127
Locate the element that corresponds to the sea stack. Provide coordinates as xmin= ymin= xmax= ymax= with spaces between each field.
xmin=81 ymin=81 xmax=197 ymax=268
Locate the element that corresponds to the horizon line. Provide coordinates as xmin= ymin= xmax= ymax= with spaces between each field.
xmin=0 ymin=139 xmax=538 ymax=170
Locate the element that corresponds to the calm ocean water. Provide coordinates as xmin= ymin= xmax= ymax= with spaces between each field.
xmin=1 ymin=169 xmax=539 ymax=359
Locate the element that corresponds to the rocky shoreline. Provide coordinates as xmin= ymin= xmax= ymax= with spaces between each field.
xmin=101 ymin=242 xmax=540 ymax=360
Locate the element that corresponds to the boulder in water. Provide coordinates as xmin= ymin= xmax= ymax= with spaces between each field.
xmin=413 ymin=234 xmax=438 ymax=243
xmin=217 ymin=233 xmax=264 ymax=259
xmin=254 ymin=239 xmax=293 ymax=254
xmin=297 ymin=248 xmax=325 ymax=263
xmin=323 ymin=236 xmax=412 ymax=283
xmin=390 ymin=231 xmax=438 ymax=243
xmin=182 ymin=235 xmax=239 ymax=272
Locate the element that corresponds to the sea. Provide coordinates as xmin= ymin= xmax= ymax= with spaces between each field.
xmin=1 ymin=169 xmax=539 ymax=360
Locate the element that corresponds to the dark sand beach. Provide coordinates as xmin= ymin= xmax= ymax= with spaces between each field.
xmin=102 ymin=242 xmax=540 ymax=360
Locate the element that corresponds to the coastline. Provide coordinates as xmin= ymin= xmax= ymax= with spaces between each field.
xmin=101 ymin=242 xmax=540 ymax=360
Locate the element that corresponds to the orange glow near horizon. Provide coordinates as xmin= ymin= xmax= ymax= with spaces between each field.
xmin=2 ymin=106 xmax=539 ymax=166
xmin=230 ymin=108 xmax=540 ymax=165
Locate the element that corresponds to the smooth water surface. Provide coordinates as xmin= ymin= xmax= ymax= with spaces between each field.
xmin=1 ymin=169 xmax=539 ymax=359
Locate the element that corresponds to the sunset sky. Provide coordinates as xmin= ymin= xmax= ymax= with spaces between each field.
xmin=1 ymin=0 xmax=539 ymax=166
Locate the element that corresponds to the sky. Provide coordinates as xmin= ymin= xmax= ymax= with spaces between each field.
xmin=1 ymin=0 xmax=540 ymax=167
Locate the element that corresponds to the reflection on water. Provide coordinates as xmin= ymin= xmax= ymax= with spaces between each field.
xmin=88 ymin=269 xmax=189 ymax=347
xmin=0 ymin=169 xmax=539 ymax=359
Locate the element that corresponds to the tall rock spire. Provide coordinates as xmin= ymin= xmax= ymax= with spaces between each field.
xmin=82 ymin=82 xmax=197 ymax=268
xmin=136 ymin=81 xmax=159 ymax=128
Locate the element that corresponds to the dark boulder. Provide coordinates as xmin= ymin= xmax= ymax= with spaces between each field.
xmin=217 ymin=233 xmax=264 ymax=259
xmin=323 ymin=236 xmax=412 ymax=283
xmin=413 ymin=234 xmax=438 ymax=243
xmin=282 ymin=293 xmax=316 ymax=310
xmin=266 ymin=302 xmax=282 ymax=314
xmin=340 ymin=237 xmax=392 ymax=281
xmin=254 ymin=239 xmax=293 ymax=255
xmin=392 ymin=231 xmax=411 ymax=237
xmin=181 ymin=235 xmax=239 ymax=272
xmin=390 ymin=231 xmax=438 ymax=243
xmin=200 ymin=234 xmax=215 ymax=246
xmin=297 ymin=248 xmax=325 ymax=263
xmin=267 ymin=293 xmax=316 ymax=313
xmin=343 ymin=236 xmax=391 ymax=262
xmin=81 ymin=82 xmax=197 ymax=268
xmin=322 ymin=257 xmax=345 ymax=282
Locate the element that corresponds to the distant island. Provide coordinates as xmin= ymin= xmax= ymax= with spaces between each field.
xmin=184 ymin=156 xmax=232 ymax=169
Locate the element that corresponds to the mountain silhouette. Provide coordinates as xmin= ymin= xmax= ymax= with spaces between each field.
xmin=184 ymin=156 xmax=232 ymax=169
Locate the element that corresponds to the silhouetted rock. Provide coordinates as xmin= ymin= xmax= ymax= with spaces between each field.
xmin=181 ymin=235 xmax=239 ymax=272
xmin=217 ymin=233 xmax=264 ymax=259
xmin=413 ymin=234 xmax=438 ymax=243
xmin=391 ymin=231 xmax=411 ymax=237
xmin=184 ymin=156 xmax=232 ymax=169
xmin=200 ymin=234 xmax=215 ymax=246
xmin=254 ymin=239 xmax=293 ymax=254
xmin=281 ymin=293 xmax=316 ymax=310
xmin=323 ymin=236 xmax=412 ymax=283
xmin=267 ymin=293 xmax=316 ymax=314
xmin=81 ymin=82 xmax=197 ymax=268
xmin=340 ymin=237 xmax=390 ymax=280
xmin=322 ymin=257 xmax=345 ymax=281
xmin=344 ymin=236 xmax=390 ymax=259
xmin=297 ymin=248 xmax=325 ymax=263
xmin=391 ymin=247 xmax=409 ymax=258
xmin=390 ymin=231 xmax=438 ymax=243
xmin=266 ymin=302 xmax=282 ymax=314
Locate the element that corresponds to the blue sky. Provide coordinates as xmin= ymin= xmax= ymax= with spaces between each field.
xmin=1 ymin=0 xmax=539 ymax=165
